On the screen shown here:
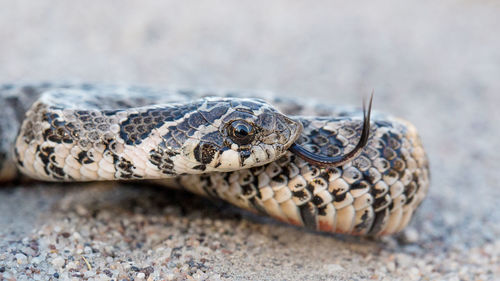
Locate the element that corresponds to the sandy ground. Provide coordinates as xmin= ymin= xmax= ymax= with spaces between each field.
xmin=0 ymin=1 xmax=499 ymax=280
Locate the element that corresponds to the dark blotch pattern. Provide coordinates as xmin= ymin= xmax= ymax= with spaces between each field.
xmin=149 ymin=147 xmax=177 ymax=175
xmin=193 ymin=142 xmax=217 ymax=165
xmin=119 ymin=108 xmax=170 ymax=145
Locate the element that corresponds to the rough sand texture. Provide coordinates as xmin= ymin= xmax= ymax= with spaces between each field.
xmin=0 ymin=1 xmax=499 ymax=280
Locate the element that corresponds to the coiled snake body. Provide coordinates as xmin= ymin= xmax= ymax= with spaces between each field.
xmin=0 ymin=83 xmax=429 ymax=236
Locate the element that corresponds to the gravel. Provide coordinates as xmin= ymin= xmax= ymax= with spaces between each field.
xmin=1 ymin=0 xmax=499 ymax=280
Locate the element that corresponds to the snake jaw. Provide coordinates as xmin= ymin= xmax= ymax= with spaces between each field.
xmin=289 ymin=93 xmax=373 ymax=167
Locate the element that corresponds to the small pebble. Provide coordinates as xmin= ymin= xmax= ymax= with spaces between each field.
xmin=408 ymin=267 xmax=420 ymax=280
xmin=73 ymin=232 xmax=82 ymax=240
xmin=403 ymin=228 xmax=419 ymax=243
xmin=66 ymin=261 xmax=78 ymax=269
xmin=31 ymin=256 xmax=42 ymax=264
xmin=84 ymin=246 xmax=92 ymax=254
xmin=52 ymin=257 xmax=65 ymax=268
xmin=386 ymin=261 xmax=396 ymax=272
xmin=75 ymin=204 xmax=88 ymax=216
xmin=166 ymin=273 xmax=176 ymax=281
xmin=15 ymin=253 xmax=27 ymax=265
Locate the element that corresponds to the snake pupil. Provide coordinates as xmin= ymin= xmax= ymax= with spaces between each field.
xmin=229 ymin=120 xmax=254 ymax=145
xmin=235 ymin=124 xmax=249 ymax=136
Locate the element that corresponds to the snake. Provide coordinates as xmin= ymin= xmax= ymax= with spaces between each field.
xmin=0 ymin=83 xmax=429 ymax=236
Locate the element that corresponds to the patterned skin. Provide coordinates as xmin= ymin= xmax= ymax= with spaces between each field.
xmin=167 ymin=114 xmax=429 ymax=235
xmin=0 ymin=83 xmax=429 ymax=236
xmin=12 ymin=88 xmax=301 ymax=181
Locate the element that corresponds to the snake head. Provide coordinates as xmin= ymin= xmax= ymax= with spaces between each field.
xmin=178 ymin=97 xmax=302 ymax=172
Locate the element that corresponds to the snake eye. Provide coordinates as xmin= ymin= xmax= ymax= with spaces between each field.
xmin=228 ymin=120 xmax=255 ymax=145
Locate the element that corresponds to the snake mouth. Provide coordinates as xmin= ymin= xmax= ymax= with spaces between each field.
xmin=289 ymin=93 xmax=373 ymax=167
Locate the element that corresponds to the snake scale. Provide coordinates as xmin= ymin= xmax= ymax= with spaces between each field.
xmin=0 ymin=83 xmax=429 ymax=236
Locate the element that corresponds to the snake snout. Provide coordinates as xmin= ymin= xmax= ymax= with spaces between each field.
xmin=279 ymin=115 xmax=303 ymax=148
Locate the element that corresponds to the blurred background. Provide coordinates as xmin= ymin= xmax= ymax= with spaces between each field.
xmin=1 ymin=1 xmax=499 ymax=280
